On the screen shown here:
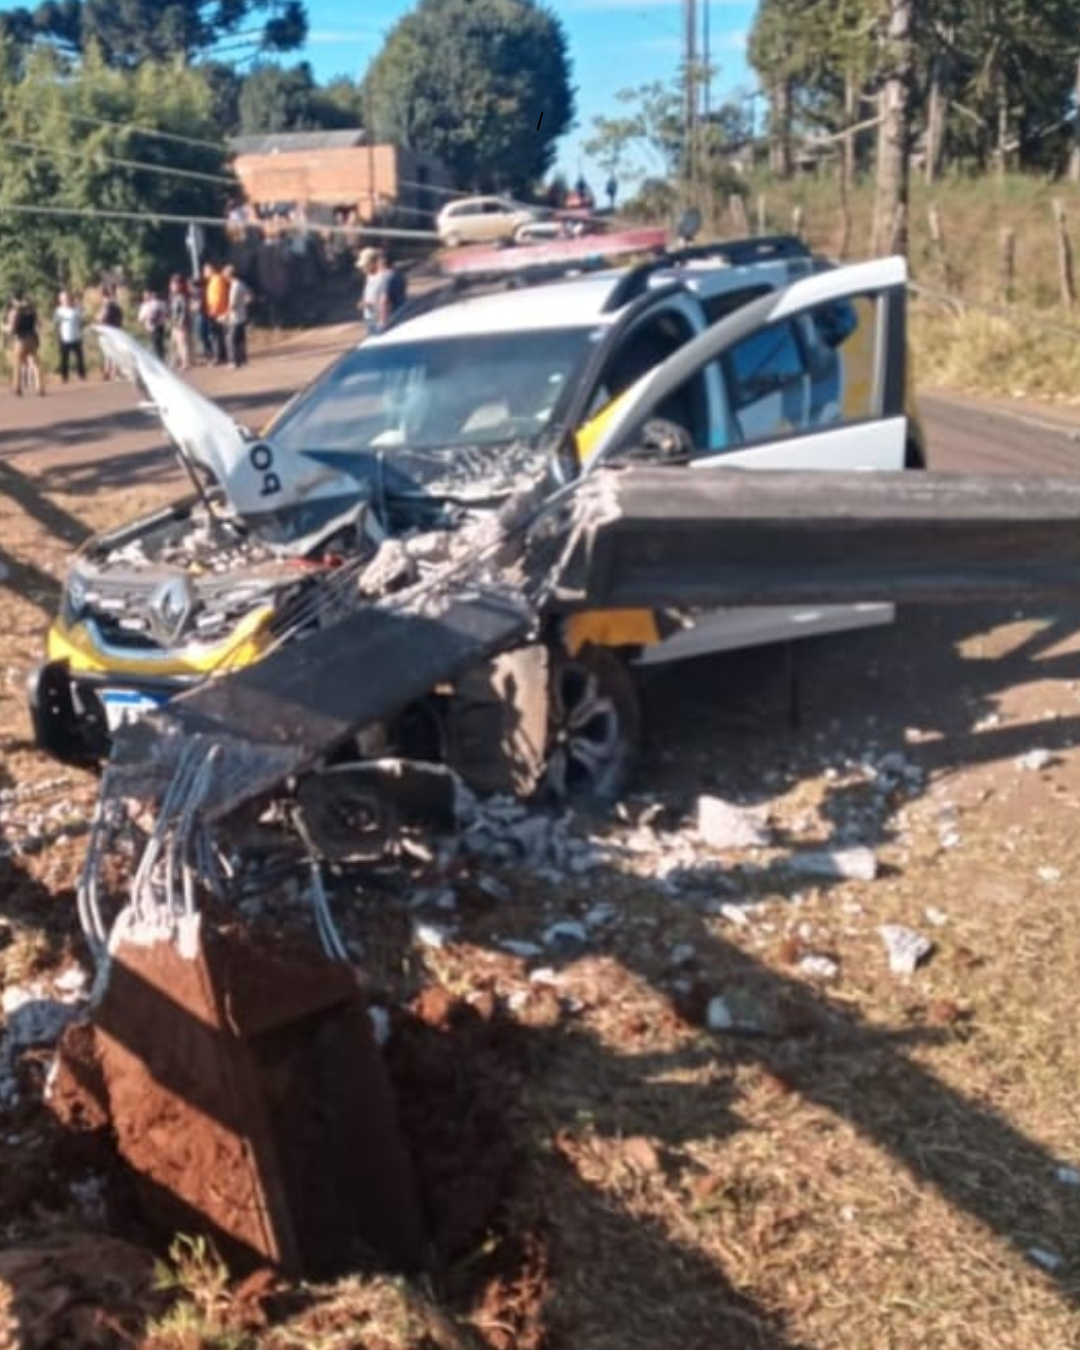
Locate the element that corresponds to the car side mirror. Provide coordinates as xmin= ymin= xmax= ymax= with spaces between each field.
xmin=611 ymin=418 xmax=694 ymax=466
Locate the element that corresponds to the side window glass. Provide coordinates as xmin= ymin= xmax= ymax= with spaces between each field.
xmin=720 ymin=293 xmax=879 ymax=447
xmin=724 ymin=322 xmax=803 ymax=411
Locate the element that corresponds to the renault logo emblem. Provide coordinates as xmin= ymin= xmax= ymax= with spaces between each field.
xmin=148 ymin=576 xmax=196 ymax=644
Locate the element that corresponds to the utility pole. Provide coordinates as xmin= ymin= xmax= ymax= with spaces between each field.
xmin=683 ymin=0 xmax=697 ymax=197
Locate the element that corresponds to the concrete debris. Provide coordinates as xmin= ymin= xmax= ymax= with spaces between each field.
xmin=1026 ymin=1246 xmax=1064 ymax=1273
xmin=787 ymin=847 xmax=878 ymax=882
xmin=477 ymin=873 xmax=513 ymax=903
xmin=797 ymin=954 xmax=840 ymax=981
xmin=528 ymin=967 xmax=564 ymax=986
xmin=695 ymin=795 xmax=771 ymax=850
xmin=923 ymin=906 xmax=949 ymax=927
xmin=879 ymin=923 xmax=934 ymax=974
xmin=1 ymin=974 xmax=90 ymax=1104
xmin=719 ymin=902 xmax=754 ymax=927
xmin=584 ymin=902 xmax=618 ymax=928
xmin=499 ymin=939 xmax=544 ymax=959
xmin=1038 ymin=866 xmax=1062 ymax=884
xmin=413 ymin=922 xmax=452 ymax=950
xmin=1015 ymin=748 xmax=1053 ymax=772
xmin=705 ymin=991 xmax=774 ymax=1035
xmin=1055 ymin=1165 xmax=1080 ymax=1186
xmin=542 ymin=920 xmax=589 ymax=952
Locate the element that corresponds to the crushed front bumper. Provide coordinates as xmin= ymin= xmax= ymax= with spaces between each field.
xmin=27 ymin=659 xmax=180 ymax=768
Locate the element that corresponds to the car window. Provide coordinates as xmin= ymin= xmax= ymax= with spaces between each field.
xmin=720 ymin=293 xmax=880 ymax=447
xmin=700 ymin=284 xmax=773 ymax=324
xmin=266 ymin=328 xmax=596 ymax=457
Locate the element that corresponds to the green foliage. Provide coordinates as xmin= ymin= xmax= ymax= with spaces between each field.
xmin=747 ymin=0 xmax=1080 ymax=176
xmin=585 ymin=77 xmax=752 ymax=208
xmin=238 ymin=63 xmax=362 ymax=134
xmin=0 ymin=0 xmax=307 ymax=66
xmin=585 ymin=81 xmax=682 ymax=182
xmin=362 ymin=0 xmax=574 ymax=193
xmin=0 ymin=45 xmax=233 ymax=296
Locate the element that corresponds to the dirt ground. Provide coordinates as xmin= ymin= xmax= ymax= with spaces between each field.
xmin=0 ymin=334 xmax=1079 ymax=1349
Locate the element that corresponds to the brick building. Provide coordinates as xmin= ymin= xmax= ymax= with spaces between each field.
xmin=229 ymin=129 xmax=451 ymax=228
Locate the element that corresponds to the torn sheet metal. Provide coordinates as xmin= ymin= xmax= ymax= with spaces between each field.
xmin=94 ymin=326 xmax=364 ymax=548
xmin=551 ymin=467 xmax=1080 ymax=609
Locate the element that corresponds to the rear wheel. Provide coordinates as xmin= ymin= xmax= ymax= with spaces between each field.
xmin=544 ymin=646 xmax=640 ymax=803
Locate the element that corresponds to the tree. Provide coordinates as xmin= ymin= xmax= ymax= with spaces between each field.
xmin=238 ymin=63 xmax=317 ymax=133
xmin=0 ymin=0 xmax=307 ymax=66
xmin=0 ymin=44 xmax=234 ymax=293
xmin=871 ymin=0 xmax=914 ymax=255
xmin=237 ymin=63 xmax=363 ymax=134
xmin=585 ymin=82 xmax=683 ymax=185
xmin=362 ymin=0 xmax=574 ymax=193
xmin=585 ymin=77 xmax=749 ymax=213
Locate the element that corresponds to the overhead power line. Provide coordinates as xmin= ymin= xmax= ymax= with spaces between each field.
xmin=66 ymin=110 xmax=225 ymax=152
xmin=0 ymin=201 xmax=438 ymax=239
xmin=8 ymin=134 xmax=238 ymax=187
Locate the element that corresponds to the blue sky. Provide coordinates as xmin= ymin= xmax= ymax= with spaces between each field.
xmin=299 ymin=0 xmax=759 ymax=182
xmin=0 ymin=0 xmax=758 ymax=183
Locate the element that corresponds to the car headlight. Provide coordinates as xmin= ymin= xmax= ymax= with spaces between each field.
xmin=63 ymin=572 xmax=88 ymax=625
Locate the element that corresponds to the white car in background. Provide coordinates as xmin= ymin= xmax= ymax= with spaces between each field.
xmin=437 ymin=195 xmax=541 ymax=248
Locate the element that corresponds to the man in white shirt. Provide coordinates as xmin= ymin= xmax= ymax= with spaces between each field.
xmin=53 ymin=290 xmax=85 ymax=382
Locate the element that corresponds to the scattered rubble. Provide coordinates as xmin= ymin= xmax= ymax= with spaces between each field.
xmin=879 ymin=923 xmax=934 ymax=975
xmin=695 ymin=795 xmax=771 ymax=849
xmin=787 ymin=846 xmax=879 ymax=882
xmin=1015 ymin=748 xmax=1053 ymax=772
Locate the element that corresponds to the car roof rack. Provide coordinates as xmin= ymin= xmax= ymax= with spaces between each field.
xmin=387 ymin=233 xmax=814 ymax=332
xmin=601 ymin=234 xmax=811 ymax=313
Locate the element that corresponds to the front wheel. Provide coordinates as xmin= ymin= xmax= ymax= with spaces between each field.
xmin=544 ymin=646 xmax=641 ymax=804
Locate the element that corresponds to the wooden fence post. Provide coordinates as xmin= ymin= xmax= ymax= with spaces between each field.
xmin=998 ymin=227 xmax=1016 ymax=304
xmin=791 ymin=204 xmax=804 ymax=238
xmin=1053 ymin=199 xmax=1076 ymax=307
xmin=927 ymin=202 xmax=959 ymax=294
xmin=729 ymin=193 xmax=748 ymax=235
xmin=756 ymin=194 xmax=767 ymax=235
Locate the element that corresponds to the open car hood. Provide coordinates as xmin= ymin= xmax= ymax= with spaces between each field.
xmin=94 ymin=325 xmax=365 ymax=553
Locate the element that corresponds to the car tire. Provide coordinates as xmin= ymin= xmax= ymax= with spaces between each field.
xmin=544 ymin=645 xmax=641 ymax=803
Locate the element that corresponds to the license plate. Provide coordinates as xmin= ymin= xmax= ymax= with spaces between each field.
xmin=102 ymin=688 xmax=166 ymax=731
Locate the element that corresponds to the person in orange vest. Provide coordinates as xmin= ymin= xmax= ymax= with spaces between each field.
xmin=203 ymin=262 xmax=229 ymax=366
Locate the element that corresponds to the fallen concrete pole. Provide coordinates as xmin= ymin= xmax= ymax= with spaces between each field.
xmin=60 ymin=917 xmax=428 ymax=1276
xmin=552 ymin=468 xmax=1080 ymax=609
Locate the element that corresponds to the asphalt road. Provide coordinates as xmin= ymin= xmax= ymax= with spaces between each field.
xmin=920 ymin=388 xmax=1080 ymax=474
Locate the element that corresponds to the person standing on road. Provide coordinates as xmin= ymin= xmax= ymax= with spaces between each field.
xmin=53 ymin=289 xmax=86 ymax=382
xmin=97 ymin=284 xmax=124 ymax=381
xmin=137 ymin=288 xmax=168 ymax=361
xmin=203 ymin=262 xmax=229 ymax=365
xmin=224 ymin=264 xmax=252 ymax=368
xmin=6 ymin=290 xmax=44 ymax=395
xmin=357 ymin=248 xmax=397 ymax=335
xmin=167 ymin=274 xmax=191 ymax=371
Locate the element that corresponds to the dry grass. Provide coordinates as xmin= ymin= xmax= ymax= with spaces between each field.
xmin=741 ymin=170 xmax=1080 ymax=402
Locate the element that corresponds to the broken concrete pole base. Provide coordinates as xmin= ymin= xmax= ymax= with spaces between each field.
xmin=53 ymin=917 xmax=427 ymax=1277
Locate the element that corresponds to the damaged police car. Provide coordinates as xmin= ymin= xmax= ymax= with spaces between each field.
xmin=29 ymin=238 xmax=921 ymax=802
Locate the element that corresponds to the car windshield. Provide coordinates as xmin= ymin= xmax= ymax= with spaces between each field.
xmin=268 ymin=328 xmax=595 ymax=460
